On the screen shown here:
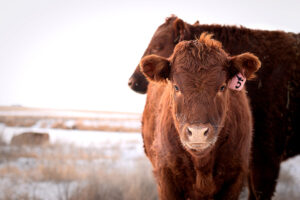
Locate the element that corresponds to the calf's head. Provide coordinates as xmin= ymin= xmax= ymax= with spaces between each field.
xmin=140 ymin=33 xmax=260 ymax=155
xmin=128 ymin=16 xmax=191 ymax=93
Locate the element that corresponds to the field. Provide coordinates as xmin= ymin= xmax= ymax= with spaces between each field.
xmin=0 ymin=106 xmax=299 ymax=200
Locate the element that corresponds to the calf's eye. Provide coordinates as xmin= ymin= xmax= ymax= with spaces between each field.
xmin=151 ymin=45 xmax=163 ymax=54
xmin=174 ymin=85 xmax=179 ymax=92
xmin=220 ymin=85 xmax=226 ymax=92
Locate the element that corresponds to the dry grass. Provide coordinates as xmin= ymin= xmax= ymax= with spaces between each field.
xmin=1 ymin=192 xmax=32 ymax=200
xmin=0 ymin=132 xmax=5 ymax=146
xmin=73 ymin=123 xmax=140 ymax=133
xmin=0 ymin=141 xmax=158 ymax=200
xmin=0 ymin=146 xmax=38 ymax=161
xmin=51 ymin=120 xmax=140 ymax=132
xmin=0 ymin=145 xmax=98 ymax=182
xmin=0 ymin=106 xmax=142 ymax=133
xmin=0 ymin=136 xmax=299 ymax=199
xmin=70 ymin=161 xmax=157 ymax=200
xmin=34 ymin=163 xmax=84 ymax=182
xmin=0 ymin=116 xmax=37 ymax=127
xmin=0 ymin=116 xmax=141 ymax=133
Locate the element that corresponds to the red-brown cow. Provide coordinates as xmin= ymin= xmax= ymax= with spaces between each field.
xmin=130 ymin=16 xmax=300 ymax=200
xmin=140 ymin=33 xmax=261 ymax=200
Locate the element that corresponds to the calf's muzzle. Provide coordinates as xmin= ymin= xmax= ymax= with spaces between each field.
xmin=182 ymin=124 xmax=216 ymax=151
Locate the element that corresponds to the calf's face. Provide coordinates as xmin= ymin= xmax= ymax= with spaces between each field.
xmin=128 ymin=16 xmax=191 ymax=93
xmin=140 ymin=34 xmax=260 ymax=155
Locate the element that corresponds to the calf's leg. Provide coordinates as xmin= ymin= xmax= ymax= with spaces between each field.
xmin=215 ymin=173 xmax=245 ymax=200
xmin=154 ymin=167 xmax=184 ymax=200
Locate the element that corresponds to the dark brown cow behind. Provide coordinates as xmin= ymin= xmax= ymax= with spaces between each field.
xmin=129 ymin=16 xmax=300 ymax=199
xmin=140 ymin=33 xmax=261 ymax=200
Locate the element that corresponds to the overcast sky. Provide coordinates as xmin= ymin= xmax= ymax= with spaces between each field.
xmin=0 ymin=0 xmax=299 ymax=113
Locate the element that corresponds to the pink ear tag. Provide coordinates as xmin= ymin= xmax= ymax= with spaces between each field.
xmin=228 ymin=73 xmax=246 ymax=91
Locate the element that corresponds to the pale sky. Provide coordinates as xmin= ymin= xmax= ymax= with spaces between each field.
xmin=0 ymin=0 xmax=299 ymax=113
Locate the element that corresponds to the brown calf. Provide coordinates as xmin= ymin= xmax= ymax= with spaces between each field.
xmin=130 ymin=16 xmax=300 ymax=199
xmin=140 ymin=33 xmax=261 ymax=200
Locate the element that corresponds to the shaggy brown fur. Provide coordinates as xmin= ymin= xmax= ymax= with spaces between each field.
xmin=129 ymin=16 xmax=300 ymax=200
xmin=140 ymin=33 xmax=261 ymax=200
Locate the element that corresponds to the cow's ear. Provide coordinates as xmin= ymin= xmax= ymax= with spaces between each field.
xmin=227 ymin=53 xmax=261 ymax=91
xmin=173 ymin=18 xmax=191 ymax=43
xmin=140 ymin=55 xmax=171 ymax=83
xmin=193 ymin=20 xmax=200 ymax=26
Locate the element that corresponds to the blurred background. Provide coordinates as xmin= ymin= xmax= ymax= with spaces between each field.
xmin=1 ymin=0 xmax=300 ymax=113
xmin=0 ymin=0 xmax=299 ymax=199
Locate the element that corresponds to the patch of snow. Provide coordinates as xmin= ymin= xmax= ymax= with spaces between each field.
xmin=274 ymin=156 xmax=300 ymax=199
xmin=2 ymin=127 xmax=141 ymax=145
xmin=2 ymin=126 xmax=145 ymax=161
xmin=81 ymin=119 xmax=141 ymax=129
xmin=0 ymin=177 xmax=80 ymax=200
xmin=64 ymin=119 xmax=76 ymax=129
xmin=1 ymin=124 xmax=300 ymax=199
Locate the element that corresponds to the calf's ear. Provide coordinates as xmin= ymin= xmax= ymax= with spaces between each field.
xmin=140 ymin=55 xmax=171 ymax=83
xmin=193 ymin=20 xmax=200 ymax=26
xmin=173 ymin=18 xmax=191 ymax=43
xmin=228 ymin=53 xmax=261 ymax=91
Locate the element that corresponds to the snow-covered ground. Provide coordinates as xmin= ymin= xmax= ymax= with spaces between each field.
xmin=2 ymin=126 xmax=143 ymax=150
xmin=0 ymin=124 xmax=154 ymax=200
xmin=0 ymin=108 xmax=142 ymax=132
xmin=275 ymin=156 xmax=300 ymax=199
xmin=0 ymin=118 xmax=299 ymax=199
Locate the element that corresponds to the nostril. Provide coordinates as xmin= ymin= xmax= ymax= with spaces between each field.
xmin=128 ymin=79 xmax=133 ymax=86
xmin=204 ymin=128 xmax=209 ymax=136
xmin=187 ymin=128 xmax=192 ymax=136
